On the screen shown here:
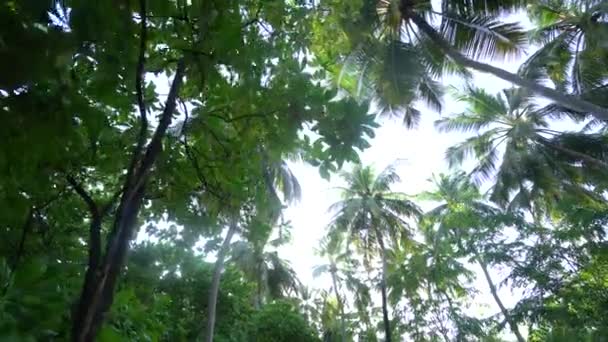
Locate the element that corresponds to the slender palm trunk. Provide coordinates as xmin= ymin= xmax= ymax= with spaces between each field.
xmin=202 ymin=220 xmax=238 ymax=342
xmin=531 ymin=208 xmax=546 ymax=326
xmin=410 ymin=14 xmax=608 ymax=122
xmin=475 ymin=255 xmax=525 ymax=342
xmin=538 ymin=138 xmax=608 ymax=169
xmin=374 ymin=228 xmax=392 ymax=342
xmin=255 ymin=260 xmax=263 ymax=310
xmin=330 ymin=265 xmax=347 ymax=342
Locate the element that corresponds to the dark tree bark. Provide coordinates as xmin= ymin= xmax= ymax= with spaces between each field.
xmin=71 ymin=59 xmax=186 ymax=342
xmin=10 ymin=209 xmax=34 ymax=271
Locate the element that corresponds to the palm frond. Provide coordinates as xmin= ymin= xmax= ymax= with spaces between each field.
xmin=382 ymin=197 xmax=422 ymax=220
xmin=267 ymin=252 xmax=300 ymax=298
xmin=577 ymin=47 xmax=608 ymax=92
xmin=373 ymin=164 xmax=401 ymax=192
xmin=435 ymin=112 xmax=495 ymax=133
xmin=444 ymin=0 xmax=526 ymax=16
xmin=418 ymin=76 xmax=444 ymax=112
xmin=445 ymin=128 xmax=501 ymax=169
xmin=470 ymin=144 xmax=499 ymax=183
xmin=418 ymin=34 xmax=473 ymax=78
xmin=402 ymin=106 xmax=422 ymax=128
xmin=274 ymin=161 xmax=302 ymax=204
xmin=534 ymin=102 xmax=587 ymax=121
xmin=439 ymin=13 xmax=527 ymax=60
xmin=517 ymin=31 xmax=575 ymax=83
xmin=502 ymin=87 xmax=534 ymax=112
xmin=373 ymin=41 xmax=427 ymax=114
xmin=459 ymin=85 xmax=509 ymax=116
xmin=436 ymin=86 xmax=507 ymax=133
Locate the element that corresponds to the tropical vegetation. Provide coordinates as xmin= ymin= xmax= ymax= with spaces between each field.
xmin=1 ymin=0 xmax=607 ymax=341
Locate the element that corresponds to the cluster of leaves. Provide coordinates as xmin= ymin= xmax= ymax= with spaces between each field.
xmin=0 ymin=0 xmax=377 ymax=340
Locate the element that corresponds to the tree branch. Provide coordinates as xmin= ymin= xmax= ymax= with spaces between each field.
xmin=136 ymin=0 xmax=148 ymax=127
xmin=180 ymin=100 xmax=227 ymax=201
xmin=67 ymin=175 xmax=100 ymax=219
xmin=133 ymin=59 xmax=186 ymax=185
xmin=207 ymin=110 xmax=277 ymax=123
xmin=125 ymin=0 xmax=149 ymax=193
xmin=10 ymin=209 xmax=34 ymax=271
xmin=241 ymin=5 xmax=262 ymax=29
xmin=66 ymin=175 xmax=103 ymax=271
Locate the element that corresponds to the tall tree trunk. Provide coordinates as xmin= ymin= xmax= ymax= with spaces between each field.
xmin=538 ymin=138 xmax=608 ymax=170
xmin=255 ymin=277 xmax=263 ymax=310
xmin=374 ymin=228 xmax=392 ymax=342
xmin=410 ymin=14 xmax=608 ymax=122
xmin=202 ymin=220 xmax=238 ymax=342
xmin=476 ymin=255 xmax=525 ymax=342
xmin=330 ymin=264 xmax=347 ymax=342
xmin=71 ymin=60 xmax=186 ymax=342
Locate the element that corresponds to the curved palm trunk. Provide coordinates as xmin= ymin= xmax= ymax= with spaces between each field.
xmin=475 ymin=255 xmax=525 ymax=342
xmin=374 ymin=228 xmax=392 ymax=342
xmin=201 ymin=220 xmax=238 ymax=342
xmin=410 ymin=14 xmax=608 ymax=122
xmin=330 ymin=265 xmax=347 ymax=342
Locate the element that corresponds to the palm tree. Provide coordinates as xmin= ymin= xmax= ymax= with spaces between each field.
xmin=202 ymin=159 xmax=301 ymax=342
xmin=313 ymin=235 xmax=352 ymax=342
xmin=318 ymin=0 xmax=608 ymax=122
xmin=298 ymin=285 xmax=322 ymax=327
xmin=230 ymin=239 xmax=300 ymax=308
xmin=435 ymin=85 xmax=606 ymax=211
xmin=328 ymin=164 xmax=421 ymax=342
xmin=419 ymin=172 xmax=526 ymax=342
xmin=521 ymin=0 xmax=608 ymax=95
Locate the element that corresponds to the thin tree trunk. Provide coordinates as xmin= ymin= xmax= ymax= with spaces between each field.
xmin=538 ymin=138 xmax=608 ymax=169
xmin=202 ymin=220 xmax=238 ymax=342
xmin=256 ymin=277 xmax=263 ymax=310
xmin=253 ymin=245 xmax=267 ymax=310
xmin=330 ymin=264 xmax=347 ymax=342
xmin=410 ymin=14 xmax=608 ymax=122
xmin=10 ymin=209 xmax=34 ymax=271
xmin=427 ymin=286 xmax=450 ymax=342
xmin=476 ymin=256 xmax=525 ymax=342
xmin=71 ymin=60 xmax=186 ymax=342
xmin=374 ymin=228 xmax=392 ymax=342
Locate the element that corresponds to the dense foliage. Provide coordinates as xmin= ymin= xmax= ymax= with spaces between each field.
xmin=1 ymin=0 xmax=607 ymax=341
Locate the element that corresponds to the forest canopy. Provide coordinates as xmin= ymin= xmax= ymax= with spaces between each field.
xmin=1 ymin=0 xmax=607 ymax=341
